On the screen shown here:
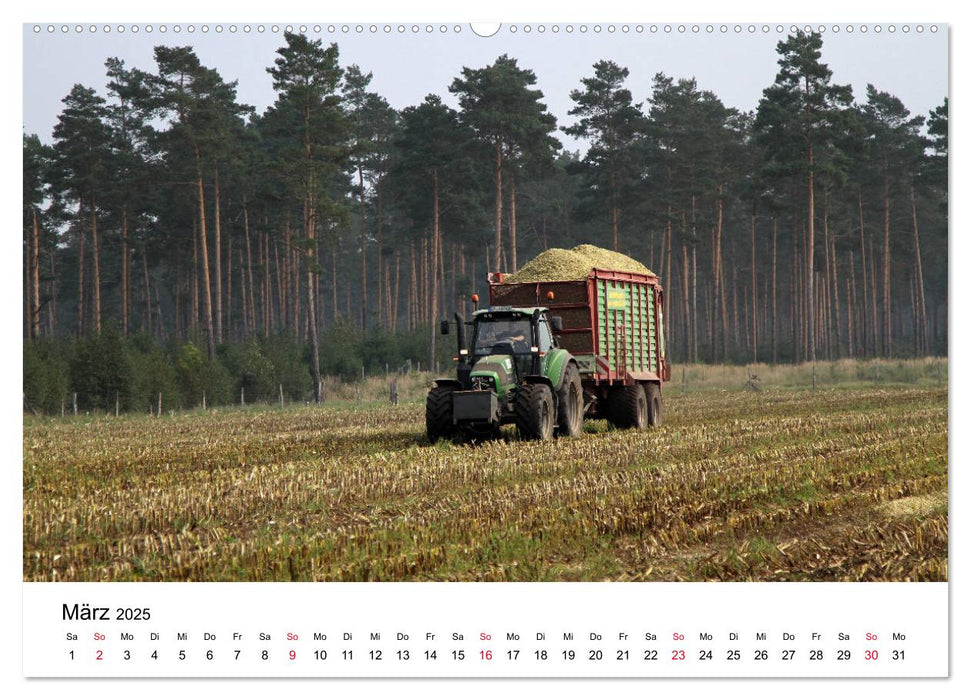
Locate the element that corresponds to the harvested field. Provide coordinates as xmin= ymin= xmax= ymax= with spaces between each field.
xmin=23 ymin=387 xmax=947 ymax=582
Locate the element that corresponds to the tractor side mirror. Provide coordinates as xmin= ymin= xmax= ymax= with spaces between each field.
xmin=440 ymin=320 xmax=450 ymax=335
xmin=551 ymin=316 xmax=564 ymax=333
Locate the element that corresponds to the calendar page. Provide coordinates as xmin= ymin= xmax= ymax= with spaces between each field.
xmin=15 ymin=1 xmax=955 ymax=694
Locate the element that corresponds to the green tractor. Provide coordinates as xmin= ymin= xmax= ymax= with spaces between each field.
xmin=426 ymin=305 xmax=583 ymax=442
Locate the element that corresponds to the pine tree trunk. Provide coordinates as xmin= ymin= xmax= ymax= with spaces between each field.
xmin=509 ymin=170 xmax=517 ymax=272
xmin=213 ymin=170 xmax=223 ymax=344
xmin=226 ymin=212 xmax=233 ymax=340
xmin=664 ymin=214 xmax=673 ymax=351
xmin=192 ymin=213 xmax=200 ymax=331
xmin=25 ymin=220 xmax=32 ymax=340
xmin=359 ymin=164 xmax=368 ymax=331
xmin=305 ymin=186 xmax=321 ymax=402
xmin=121 ymin=206 xmax=129 ymax=337
xmin=772 ymin=217 xmax=778 ymax=364
xmin=791 ymin=217 xmax=799 ymax=363
xmin=90 ymin=197 xmax=102 ymax=333
xmin=393 ymin=250 xmax=401 ymax=333
xmin=822 ymin=193 xmax=832 ymax=359
xmin=142 ymin=246 xmax=151 ymax=336
xmin=831 ymin=234 xmax=842 ymax=358
xmin=238 ymin=246 xmax=248 ymax=341
xmin=691 ymin=245 xmax=698 ymax=363
xmin=31 ymin=207 xmax=41 ymax=338
xmin=681 ymin=240 xmax=690 ymax=362
xmin=332 ymin=246 xmax=339 ymax=325
xmin=194 ymin=151 xmax=215 ymax=361
xmin=751 ymin=213 xmax=757 ymax=363
xmin=882 ymin=167 xmax=892 ymax=357
xmin=716 ymin=189 xmax=729 ymax=362
xmin=408 ymin=242 xmax=416 ymax=331
xmin=244 ymin=206 xmax=256 ymax=337
xmin=493 ymin=144 xmax=503 ymax=272
xmin=857 ymin=192 xmax=870 ymax=356
xmin=376 ymin=178 xmax=384 ymax=328
xmin=869 ymin=239 xmax=878 ymax=357
xmin=264 ymin=231 xmax=273 ymax=332
xmin=849 ymin=250 xmax=858 ymax=356
xmin=910 ymin=184 xmax=928 ymax=355
xmin=274 ymin=243 xmax=284 ymax=330
xmin=429 ymin=171 xmax=441 ymax=370
xmin=48 ymin=249 xmax=56 ymax=336
xmin=806 ymin=148 xmax=816 ymax=364
xmin=77 ymin=210 xmax=85 ymax=337
xmin=846 ymin=268 xmax=855 ymax=358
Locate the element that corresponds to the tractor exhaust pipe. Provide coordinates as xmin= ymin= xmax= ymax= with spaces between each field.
xmin=455 ymin=313 xmax=467 ymax=361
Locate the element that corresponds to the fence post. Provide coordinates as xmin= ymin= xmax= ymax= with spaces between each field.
xmin=279 ymin=383 xmax=285 ymax=408
xmin=681 ymin=366 xmax=686 ymax=396
xmin=202 ymin=391 xmax=206 ymax=411
xmin=73 ymin=392 xmax=78 ymax=416
xmin=876 ymin=363 xmax=880 ymax=383
xmin=61 ymin=397 xmax=65 ymax=418
xmin=115 ymin=392 xmax=119 ymax=417
xmin=157 ymin=393 xmax=162 ymax=416
xmin=812 ymin=364 xmax=817 ymax=392
xmin=241 ymin=387 xmax=245 ymax=407
xmin=390 ymin=377 xmax=399 ymax=406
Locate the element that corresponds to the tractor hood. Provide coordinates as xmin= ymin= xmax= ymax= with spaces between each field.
xmin=469 ymin=354 xmax=517 ymax=390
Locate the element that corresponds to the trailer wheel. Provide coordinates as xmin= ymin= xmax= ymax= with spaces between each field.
xmin=515 ymin=384 xmax=555 ymax=441
xmin=609 ymin=384 xmax=647 ymax=430
xmin=555 ymin=363 xmax=583 ymax=437
xmin=425 ymin=386 xmax=455 ymax=443
xmin=646 ymin=382 xmax=662 ymax=427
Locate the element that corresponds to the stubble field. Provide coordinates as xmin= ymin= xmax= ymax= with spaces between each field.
xmin=23 ymin=385 xmax=947 ymax=582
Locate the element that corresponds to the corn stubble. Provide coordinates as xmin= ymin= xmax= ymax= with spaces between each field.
xmin=23 ymin=388 xmax=947 ymax=582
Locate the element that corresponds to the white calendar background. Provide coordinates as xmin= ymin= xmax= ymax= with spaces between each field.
xmin=6 ymin=0 xmax=966 ymax=696
xmin=23 ymin=582 xmax=948 ymax=677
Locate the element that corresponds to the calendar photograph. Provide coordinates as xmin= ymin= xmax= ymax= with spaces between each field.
xmin=22 ymin=21 xmax=948 ymax=588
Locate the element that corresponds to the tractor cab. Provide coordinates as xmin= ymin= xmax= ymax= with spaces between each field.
xmin=464 ymin=307 xmax=557 ymax=390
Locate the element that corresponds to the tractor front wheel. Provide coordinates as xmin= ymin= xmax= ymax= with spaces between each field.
xmin=515 ymin=384 xmax=555 ymax=441
xmin=425 ymin=386 xmax=455 ymax=443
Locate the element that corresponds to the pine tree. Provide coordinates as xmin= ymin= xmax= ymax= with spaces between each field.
xmin=52 ymin=84 xmax=113 ymax=337
xmin=755 ymin=31 xmax=852 ymax=364
xmin=450 ymin=54 xmax=559 ymax=272
xmin=564 ymin=60 xmax=647 ymax=252
xmin=266 ymin=32 xmax=350 ymax=402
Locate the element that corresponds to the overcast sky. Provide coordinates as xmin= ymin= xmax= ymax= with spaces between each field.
xmin=23 ymin=22 xmax=948 ymax=152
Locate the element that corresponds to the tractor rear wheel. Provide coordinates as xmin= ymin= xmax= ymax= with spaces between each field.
xmin=646 ymin=382 xmax=662 ymax=427
xmin=515 ymin=384 xmax=555 ymax=441
xmin=608 ymin=384 xmax=647 ymax=430
xmin=425 ymin=386 xmax=455 ymax=443
xmin=555 ymin=363 xmax=583 ymax=437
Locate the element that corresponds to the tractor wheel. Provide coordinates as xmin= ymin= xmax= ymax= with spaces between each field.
xmin=555 ymin=363 xmax=583 ymax=437
xmin=646 ymin=382 xmax=663 ymax=427
xmin=608 ymin=384 xmax=647 ymax=430
xmin=515 ymin=384 xmax=555 ymax=441
xmin=425 ymin=386 xmax=455 ymax=443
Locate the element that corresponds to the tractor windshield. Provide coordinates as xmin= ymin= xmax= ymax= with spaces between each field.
xmin=473 ymin=318 xmax=533 ymax=355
